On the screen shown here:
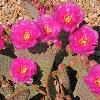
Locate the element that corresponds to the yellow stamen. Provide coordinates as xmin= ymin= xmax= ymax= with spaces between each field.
xmin=64 ymin=15 xmax=72 ymax=23
xmin=22 ymin=32 xmax=31 ymax=41
xmin=95 ymin=77 xmax=100 ymax=87
xmin=20 ymin=66 xmax=28 ymax=74
xmin=79 ymin=36 xmax=88 ymax=46
xmin=44 ymin=26 xmax=52 ymax=35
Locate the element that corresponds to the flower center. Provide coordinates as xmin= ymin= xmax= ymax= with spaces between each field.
xmin=22 ymin=32 xmax=31 ymax=41
xmin=64 ymin=15 xmax=72 ymax=23
xmin=79 ymin=36 xmax=88 ymax=46
xmin=20 ymin=66 xmax=28 ymax=74
xmin=43 ymin=25 xmax=52 ymax=35
xmin=95 ymin=77 xmax=100 ymax=87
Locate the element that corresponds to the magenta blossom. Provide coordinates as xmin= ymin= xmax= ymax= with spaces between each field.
xmin=37 ymin=15 xmax=61 ymax=42
xmin=0 ymin=37 xmax=5 ymax=50
xmin=0 ymin=25 xmax=5 ymax=50
xmin=11 ymin=19 xmax=41 ymax=49
xmin=69 ymin=25 xmax=99 ymax=55
xmin=84 ymin=64 xmax=100 ymax=95
xmin=54 ymin=2 xmax=84 ymax=32
xmin=10 ymin=57 xmax=37 ymax=84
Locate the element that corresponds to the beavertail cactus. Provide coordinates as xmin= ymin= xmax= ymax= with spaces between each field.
xmin=74 ymin=70 xmax=97 ymax=100
xmin=14 ymin=44 xmax=59 ymax=86
xmin=47 ymin=64 xmax=70 ymax=99
xmin=7 ymin=88 xmax=30 ymax=100
xmin=0 ymin=0 xmax=100 ymax=99
xmin=0 ymin=54 xmax=12 ymax=79
xmin=0 ymin=75 xmax=14 ymax=97
xmin=14 ymin=43 xmax=60 ymax=98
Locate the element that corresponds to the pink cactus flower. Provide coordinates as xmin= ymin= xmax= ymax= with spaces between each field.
xmin=84 ymin=64 xmax=100 ymax=95
xmin=10 ymin=57 xmax=37 ymax=84
xmin=37 ymin=15 xmax=61 ymax=42
xmin=69 ymin=25 xmax=99 ymax=55
xmin=11 ymin=19 xmax=41 ymax=49
xmin=0 ymin=25 xmax=4 ymax=37
xmin=0 ymin=25 xmax=5 ymax=50
xmin=54 ymin=2 xmax=85 ymax=32
xmin=0 ymin=37 xmax=5 ymax=50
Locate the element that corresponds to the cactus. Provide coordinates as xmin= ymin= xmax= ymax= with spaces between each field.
xmin=7 ymin=88 xmax=30 ymax=100
xmin=62 ymin=51 xmax=99 ymax=99
xmin=13 ymin=43 xmax=60 ymax=98
xmin=73 ymin=70 xmax=97 ymax=100
xmin=21 ymin=0 xmax=39 ymax=19
xmin=0 ymin=54 xmax=12 ymax=80
xmin=0 ymin=54 xmax=15 ymax=98
xmin=48 ymin=64 xmax=70 ymax=99
xmin=0 ymin=0 xmax=100 ymax=99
